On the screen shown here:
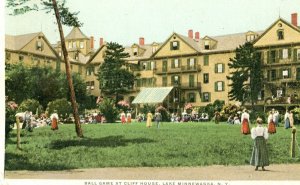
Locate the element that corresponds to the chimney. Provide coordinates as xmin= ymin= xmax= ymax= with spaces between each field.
xmin=188 ymin=29 xmax=193 ymax=39
xmin=139 ymin=37 xmax=144 ymax=46
xmin=291 ymin=13 xmax=298 ymax=27
xmin=90 ymin=36 xmax=94 ymax=49
xmin=99 ymin=38 xmax=104 ymax=47
xmin=195 ymin=32 xmax=200 ymax=41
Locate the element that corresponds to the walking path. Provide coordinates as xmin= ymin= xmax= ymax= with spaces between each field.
xmin=4 ymin=164 xmax=300 ymax=180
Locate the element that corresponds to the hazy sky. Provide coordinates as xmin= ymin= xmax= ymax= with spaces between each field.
xmin=4 ymin=0 xmax=300 ymax=48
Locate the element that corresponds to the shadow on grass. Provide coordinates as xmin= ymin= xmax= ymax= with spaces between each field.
xmin=5 ymin=153 xmax=74 ymax=171
xmin=48 ymin=135 xmax=156 ymax=150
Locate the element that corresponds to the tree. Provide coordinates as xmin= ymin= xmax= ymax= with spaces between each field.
xmin=227 ymin=42 xmax=263 ymax=110
xmin=7 ymin=0 xmax=83 ymax=137
xmin=98 ymin=98 xmax=119 ymax=123
xmin=46 ymin=98 xmax=72 ymax=120
xmin=97 ymin=42 xmax=135 ymax=104
xmin=5 ymin=64 xmax=89 ymax=111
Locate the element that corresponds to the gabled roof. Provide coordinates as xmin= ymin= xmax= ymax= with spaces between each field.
xmin=253 ymin=17 xmax=300 ymax=45
xmin=151 ymin=32 xmax=200 ymax=58
xmin=175 ymin=33 xmax=201 ymax=52
xmin=86 ymin=44 xmax=106 ymax=65
xmin=199 ymin=31 xmax=263 ymax=53
xmin=5 ymin=32 xmax=42 ymax=50
xmin=125 ymin=44 xmax=156 ymax=61
xmin=65 ymin=27 xmax=88 ymax=40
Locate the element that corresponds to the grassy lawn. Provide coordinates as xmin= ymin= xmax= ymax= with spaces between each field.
xmin=5 ymin=122 xmax=300 ymax=171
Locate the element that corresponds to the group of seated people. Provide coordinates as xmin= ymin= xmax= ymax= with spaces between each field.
xmin=170 ymin=112 xmax=209 ymax=122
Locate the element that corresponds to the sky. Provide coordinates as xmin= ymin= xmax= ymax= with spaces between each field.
xmin=4 ymin=0 xmax=300 ymax=48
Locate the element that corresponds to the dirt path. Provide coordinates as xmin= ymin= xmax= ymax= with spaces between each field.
xmin=4 ymin=164 xmax=300 ymax=180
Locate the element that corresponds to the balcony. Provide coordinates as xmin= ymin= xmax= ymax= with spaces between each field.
xmin=163 ymin=82 xmax=201 ymax=90
xmin=154 ymin=65 xmax=201 ymax=75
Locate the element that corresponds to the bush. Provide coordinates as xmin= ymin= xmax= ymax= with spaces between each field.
xmin=18 ymin=99 xmax=43 ymax=116
xmin=98 ymin=98 xmax=119 ymax=123
xmin=140 ymin=104 xmax=156 ymax=115
xmin=156 ymin=105 xmax=170 ymax=122
xmin=46 ymin=98 xmax=72 ymax=119
xmin=221 ymin=104 xmax=245 ymax=122
xmin=5 ymin=99 xmax=18 ymax=138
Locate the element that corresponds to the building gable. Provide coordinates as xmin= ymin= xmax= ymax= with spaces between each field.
xmin=152 ymin=33 xmax=199 ymax=58
xmin=254 ymin=18 xmax=300 ymax=47
xmin=21 ymin=33 xmax=59 ymax=58
xmin=87 ymin=45 xmax=106 ymax=65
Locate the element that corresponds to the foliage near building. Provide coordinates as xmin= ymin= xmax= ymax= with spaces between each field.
xmin=98 ymin=98 xmax=119 ymax=123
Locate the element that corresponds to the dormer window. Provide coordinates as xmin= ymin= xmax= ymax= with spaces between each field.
xmin=204 ymin=40 xmax=210 ymax=50
xmin=246 ymin=34 xmax=256 ymax=42
xmin=277 ymin=29 xmax=284 ymax=40
xmin=36 ymin=40 xmax=44 ymax=51
xmin=133 ymin=48 xmax=138 ymax=56
xmin=170 ymin=41 xmax=179 ymax=50
xmin=152 ymin=46 xmax=158 ymax=53
xmin=80 ymin=41 xmax=84 ymax=49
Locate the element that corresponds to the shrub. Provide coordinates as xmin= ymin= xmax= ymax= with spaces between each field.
xmin=5 ymin=99 xmax=18 ymax=138
xmin=221 ymin=104 xmax=245 ymax=122
xmin=18 ymin=99 xmax=43 ymax=116
xmin=117 ymin=100 xmax=130 ymax=113
xmin=156 ymin=105 xmax=170 ymax=122
xmin=140 ymin=104 xmax=156 ymax=115
xmin=46 ymin=98 xmax=72 ymax=119
xmin=98 ymin=98 xmax=119 ymax=123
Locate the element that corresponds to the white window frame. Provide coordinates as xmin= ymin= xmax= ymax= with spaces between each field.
xmin=297 ymin=49 xmax=300 ymax=60
xmin=190 ymin=58 xmax=195 ymax=67
xmin=68 ymin=42 xmax=72 ymax=49
xmin=217 ymin=64 xmax=223 ymax=73
xmin=217 ymin=81 xmax=223 ymax=91
xmin=282 ymin=49 xmax=288 ymax=59
xmin=72 ymin=41 xmax=76 ymax=49
xmin=174 ymin=59 xmax=179 ymax=68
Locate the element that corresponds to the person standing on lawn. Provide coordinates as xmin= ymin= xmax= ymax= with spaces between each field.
xmin=267 ymin=111 xmax=276 ymax=134
xmin=250 ymin=117 xmax=269 ymax=171
xmin=284 ymin=110 xmax=290 ymax=129
xmin=214 ymin=111 xmax=221 ymax=124
xmin=146 ymin=111 xmax=153 ymax=128
xmin=50 ymin=110 xmax=59 ymax=130
xmin=126 ymin=111 xmax=131 ymax=124
xmin=154 ymin=110 xmax=162 ymax=129
xmin=241 ymin=109 xmax=250 ymax=134
xmin=273 ymin=110 xmax=280 ymax=127
xmin=120 ymin=111 xmax=126 ymax=124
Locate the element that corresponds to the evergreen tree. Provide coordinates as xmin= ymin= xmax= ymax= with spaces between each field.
xmin=97 ymin=42 xmax=135 ymax=103
xmin=227 ymin=42 xmax=263 ymax=109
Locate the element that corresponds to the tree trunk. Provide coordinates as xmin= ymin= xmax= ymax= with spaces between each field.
xmin=52 ymin=0 xmax=83 ymax=137
xmin=16 ymin=117 xmax=21 ymax=150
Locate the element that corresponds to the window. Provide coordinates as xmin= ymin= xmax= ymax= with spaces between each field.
xmin=133 ymin=48 xmax=138 ymax=56
xmin=86 ymin=66 xmax=94 ymax=76
xmin=215 ymin=63 xmax=224 ymax=73
xmin=19 ymin=55 xmax=24 ymax=62
xmin=189 ymin=75 xmax=195 ymax=88
xmin=172 ymin=59 xmax=180 ymax=68
xmin=277 ymin=30 xmax=284 ymax=40
xmin=36 ymin=41 xmax=44 ymax=51
xmin=203 ymin=73 xmax=209 ymax=84
xmin=204 ymin=55 xmax=209 ymax=66
xmin=204 ymin=40 xmax=210 ymax=50
xmin=162 ymin=76 xmax=167 ymax=87
xmin=172 ymin=75 xmax=180 ymax=85
xmin=150 ymin=61 xmax=155 ymax=70
xmin=90 ymin=81 xmax=95 ymax=90
xmin=282 ymin=49 xmax=288 ymax=59
xmin=202 ymin=92 xmax=211 ymax=102
xmin=86 ymin=81 xmax=94 ymax=90
xmin=188 ymin=93 xmax=196 ymax=103
xmin=72 ymin=41 xmax=77 ymax=48
xmin=68 ymin=42 xmax=72 ymax=49
xmin=268 ymin=50 xmax=277 ymax=63
xmin=162 ymin=60 xmax=168 ymax=72
xmin=152 ymin=46 xmax=158 ymax=53
xmin=188 ymin=58 xmax=195 ymax=69
xmin=142 ymin=63 xmax=147 ymax=70
xmin=59 ymin=52 xmax=62 ymax=56
xmin=297 ymin=49 xmax=300 ymax=61
xmin=296 ymin=68 xmax=300 ymax=80
xmin=80 ymin=41 xmax=84 ymax=49
xmin=268 ymin=70 xmax=277 ymax=81
xmin=170 ymin=41 xmax=179 ymax=50
xmin=282 ymin=69 xmax=291 ymax=79
xmin=215 ymin=81 xmax=224 ymax=92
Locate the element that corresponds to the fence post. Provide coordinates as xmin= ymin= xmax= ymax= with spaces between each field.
xmin=291 ymin=127 xmax=296 ymax=158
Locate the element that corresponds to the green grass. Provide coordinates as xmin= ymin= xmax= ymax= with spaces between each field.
xmin=5 ymin=122 xmax=300 ymax=171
